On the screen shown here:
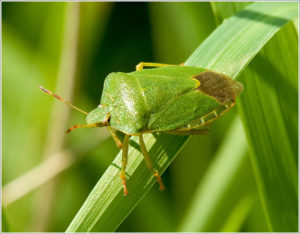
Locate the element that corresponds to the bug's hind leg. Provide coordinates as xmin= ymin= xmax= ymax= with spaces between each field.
xmin=136 ymin=62 xmax=177 ymax=71
xmin=166 ymin=126 xmax=210 ymax=135
xmin=139 ymin=134 xmax=165 ymax=191
xmin=120 ymin=134 xmax=130 ymax=196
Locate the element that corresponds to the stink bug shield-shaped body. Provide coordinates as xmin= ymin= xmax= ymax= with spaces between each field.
xmin=40 ymin=62 xmax=243 ymax=195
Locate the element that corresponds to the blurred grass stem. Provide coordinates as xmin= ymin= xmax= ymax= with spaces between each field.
xmin=3 ymin=150 xmax=73 ymax=206
xmin=2 ymin=129 xmax=110 ymax=207
xmin=31 ymin=3 xmax=80 ymax=231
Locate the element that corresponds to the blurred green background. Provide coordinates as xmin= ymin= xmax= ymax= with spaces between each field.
xmin=2 ymin=2 xmax=294 ymax=232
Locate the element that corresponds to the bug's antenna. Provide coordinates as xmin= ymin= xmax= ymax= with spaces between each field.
xmin=39 ymin=86 xmax=88 ymax=115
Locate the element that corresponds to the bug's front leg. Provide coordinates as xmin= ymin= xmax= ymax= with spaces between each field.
xmin=67 ymin=114 xmax=110 ymax=133
xmin=120 ymin=134 xmax=130 ymax=196
xmin=66 ymin=122 xmax=106 ymax=133
xmin=139 ymin=134 xmax=165 ymax=191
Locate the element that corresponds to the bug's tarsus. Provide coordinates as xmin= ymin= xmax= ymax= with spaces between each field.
xmin=139 ymin=134 xmax=165 ymax=191
xmin=154 ymin=171 xmax=165 ymax=191
xmin=39 ymin=86 xmax=88 ymax=115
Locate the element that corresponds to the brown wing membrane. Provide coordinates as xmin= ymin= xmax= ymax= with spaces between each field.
xmin=193 ymin=71 xmax=243 ymax=103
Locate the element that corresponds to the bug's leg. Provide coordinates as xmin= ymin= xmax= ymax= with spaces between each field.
xmin=120 ymin=134 xmax=130 ymax=196
xmin=166 ymin=127 xmax=210 ymax=135
xmin=107 ymin=126 xmax=123 ymax=149
xmin=139 ymin=134 xmax=165 ymax=191
xmin=136 ymin=62 xmax=177 ymax=71
xmin=67 ymin=114 xmax=110 ymax=133
xmin=66 ymin=122 xmax=106 ymax=133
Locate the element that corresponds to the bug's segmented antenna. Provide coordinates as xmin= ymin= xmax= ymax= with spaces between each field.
xmin=39 ymin=86 xmax=88 ymax=115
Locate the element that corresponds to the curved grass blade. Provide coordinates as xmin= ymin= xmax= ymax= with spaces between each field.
xmin=178 ymin=116 xmax=248 ymax=231
xmin=67 ymin=133 xmax=188 ymax=232
xmin=185 ymin=1 xmax=298 ymax=78
xmin=2 ymin=207 xmax=10 ymax=232
xmin=237 ymin=21 xmax=298 ymax=231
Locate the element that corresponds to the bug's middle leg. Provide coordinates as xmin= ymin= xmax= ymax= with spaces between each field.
xmin=136 ymin=62 xmax=177 ymax=71
xmin=107 ymin=126 xmax=123 ymax=149
xmin=120 ymin=134 xmax=130 ymax=196
xmin=139 ymin=134 xmax=165 ymax=191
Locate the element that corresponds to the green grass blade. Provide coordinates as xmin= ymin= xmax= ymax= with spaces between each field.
xmin=185 ymin=2 xmax=298 ymax=78
xmin=219 ymin=194 xmax=254 ymax=232
xmin=211 ymin=1 xmax=251 ymax=25
xmin=2 ymin=207 xmax=10 ymax=232
xmin=237 ymin=21 xmax=298 ymax=231
xmin=178 ymin=117 xmax=248 ymax=231
xmin=66 ymin=2 xmax=298 ymax=232
xmin=67 ymin=134 xmax=189 ymax=232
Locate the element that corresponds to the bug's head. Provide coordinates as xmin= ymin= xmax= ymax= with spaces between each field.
xmin=86 ymin=104 xmax=111 ymax=126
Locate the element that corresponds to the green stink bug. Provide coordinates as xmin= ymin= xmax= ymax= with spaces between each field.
xmin=40 ymin=62 xmax=243 ymax=195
